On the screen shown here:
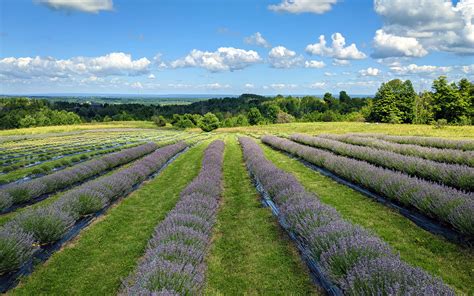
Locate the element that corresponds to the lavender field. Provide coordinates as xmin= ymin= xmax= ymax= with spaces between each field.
xmin=0 ymin=124 xmax=473 ymax=295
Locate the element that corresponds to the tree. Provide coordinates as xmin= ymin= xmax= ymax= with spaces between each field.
xmin=432 ymin=76 xmax=470 ymax=123
xmin=198 ymin=112 xmax=220 ymax=132
xmin=19 ymin=115 xmax=36 ymax=128
xmin=339 ymin=91 xmax=351 ymax=103
xmin=413 ymin=92 xmax=434 ymax=124
xmin=369 ymin=83 xmax=401 ymax=123
xmin=275 ymin=111 xmax=294 ymax=123
xmin=261 ymin=103 xmax=280 ymax=123
xmin=152 ymin=115 xmax=167 ymax=127
xmin=174 ymin=118 xmax=195 ymax=128
xmin=369 ymin=79 xmax=415 ymax=123
xmin=247 ymin=107 xmax=264 ymax=125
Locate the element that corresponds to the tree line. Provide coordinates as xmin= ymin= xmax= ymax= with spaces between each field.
xmin=0 ymin=76 xmax=472 ymax=130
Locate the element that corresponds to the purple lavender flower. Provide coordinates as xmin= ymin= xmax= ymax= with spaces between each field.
xmin=262 ymin=135 xmax=474 ymax=237
xmin=0 ymin=225 xmax=35 ymax=273
xmin=238 ymin=136 xmax=454 ymax=294
xmin=123 ymin=140 xmax=224 ymax=295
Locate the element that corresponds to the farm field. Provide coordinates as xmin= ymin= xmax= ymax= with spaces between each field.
xmin=0 ymin=122 xmax=473 ymax=295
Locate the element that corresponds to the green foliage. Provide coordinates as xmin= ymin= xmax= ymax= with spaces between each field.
xmin=369 ymin=79 xmax=415 ymax=123
xmin=432 ymin=76 xmax=471 ymax=123
xmin=198 ymin=112 xmax=220 ymax=132
xmin=247 ymin=107 xmax=264 ymax=125
xmin=275 ymin=111 xmax=294 ymax=123
xmin=174 ymin=118 xmax=195 ymax=129
xmin=434 ymin=119 xmax=448 ymax=129
xmin=339 ymin=91 xmax=351 ymax=103
xmin=413 ymin=91 xmax=434 ymax=124
xmin=151 ymin=115 xmax=167 ymax=127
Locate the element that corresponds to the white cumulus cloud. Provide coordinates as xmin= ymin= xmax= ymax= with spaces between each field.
xmin=374 ymin=0 xmax=474 ymax=55
xmin=372 ymin=29 xmax=428 ymax=58
xmin=244 ymin=83 xmax=255 ymax=89
xmin=0 ymin=52 xmax=150 ymax=79
xmin=306 ymin=33 xmax=366 ymax=61
xmin=267 ymin=83 xmax=298 ymax=90
xmin=269 ymin=0 xmax=338 ymax=14
xmin=170 ymin=47 xmax=261 ymax=72
xmin=244 ymin=32 xmax=271 ymax=48
xmin=359 ymin=67 xmax=380 ymax=76
xmin=268 ymin=46 xmax=304 ymax=68
xmin=309 ymin=82 xmax=326 ymax=89
xmin=36 ymin=0 xmax=113 ymax=13
xmin=389 ymin=63 xmax=452 ymax=75
xmin=304 ymin=60 xmax=325 ymax=68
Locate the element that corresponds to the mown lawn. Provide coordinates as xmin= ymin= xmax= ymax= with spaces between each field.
xmin=217 ymin=122 xmax=474 ymax=139
xmin=205 ymin=136 xmax=319 ymax=295
xmin=10 ymin=141 xmax=208 ymax=295
xmin=260 ymin=142 xmax=474 ymax=295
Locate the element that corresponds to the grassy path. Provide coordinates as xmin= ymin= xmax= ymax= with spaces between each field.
xmin=260 ymin=142 xmax=474 ymax=294
xmin=204 ymin=136 xmax=319 ymax=295
xmin=10 ymin=142 xmax=208 ymax=295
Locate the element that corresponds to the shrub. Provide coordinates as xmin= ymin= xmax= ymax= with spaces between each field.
xmin=198 ymin=112 xmax=220 ymax=132
xmin=10 ymin=207 xmax=74 ymax=244
xmin=0 ymin=191 xmax=13 ymax=211
xmin=152 ymin=115 xmax=167 ymax=127
xmin=0 ymin=226 xmax=35 ymax=273
xmin=434 ymin=118 xmax=448 ymax=129
xmin=239 ymin=136 xmax=453 ymax=295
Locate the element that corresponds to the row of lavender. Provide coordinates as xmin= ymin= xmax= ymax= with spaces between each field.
xmin=350 ymin=133 xmax=474 ymax=151
xmin=319 ymin=134 xmax=474 ymax=167
xmin=123 ymin=140 xmax=224 ymax=295
xmin=0 ymin=143 xmax=159 ymax=212
xmin=239 ymin=136 xmax=453 ymax=295
xmin=262 ymin=136 xmax=474 ymax=237
xmin=0 ymin=142 xmax=187 ymax=274
xmin=290 ymin=134 xmax=474 ymax=191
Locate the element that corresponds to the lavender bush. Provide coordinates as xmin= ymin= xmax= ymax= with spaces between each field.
xmin=0 ymin=142 xmax=158 ymax=211
xmin=0 ymin=142 xmax=187 ymax=273
xmin=239 ymin=136 xmax=453 ymax=295
xmin=319 ymin=134 xmax=474 ymax=167
xmin=123 ymin=140 xmax=224 ymax=295
xmin=0 ymin=226 xmax=35 ymax=273
xmin=290 ymin=134 xmax=474 ymax=191
xmin=263 ymin=135 xmax=474 ymax=237
xmin=7 ymin=207 xmax=75 ymax=244
xmin=350 ymin=133 xmax=474 ymax=151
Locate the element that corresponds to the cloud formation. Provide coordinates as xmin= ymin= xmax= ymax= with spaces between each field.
xmin=268 ymin=46 xmax=304 ymax=68
xmin=389 ymin=63 xmax=452 ymax=75
xmin=269 ymin=0 xmax=338 ymax=14
xmin=373 ymin=0 xmax=474 ymax=56
xmin=306 ymin=33 xmax=366 ymax=61
xmin=170 ymin=47 xmax=261 ymax=72
xmin=36 ymin=0 xmax=113 ymax=13
xmin=0 ymin=52 xmax=150 ymax=79
xmin=359 ymin=67 xmax=380 ymax=76
xmin=304 ymin=60 xmax=325 ymax=68
xmin=372 ymin=29 xmax=428 ymax=58
xmin=244 ymin=32 xmax=271 ymax=48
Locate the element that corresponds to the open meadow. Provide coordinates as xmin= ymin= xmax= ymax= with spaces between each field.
xmin=0 ymin=122 xmax=472 ymax=295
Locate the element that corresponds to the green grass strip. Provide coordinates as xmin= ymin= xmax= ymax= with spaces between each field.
xmin=10 ymin=141 xmax=209 ymax=295
xmin=259 ymin=142 xmax=474 ymax=295
xmin=204 ymin=136 xmax=320 ymax=295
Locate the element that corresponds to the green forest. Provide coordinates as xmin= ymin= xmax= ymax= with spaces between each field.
xmin=1 ymin=76 xmax=472 ymax=131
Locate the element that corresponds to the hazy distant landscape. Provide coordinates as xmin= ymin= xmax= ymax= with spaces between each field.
xmin=0 ymin=0 xmax=473 ymax=295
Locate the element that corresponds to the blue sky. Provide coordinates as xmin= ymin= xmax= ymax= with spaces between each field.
xmin=0 ymin=0 xmax=473 ymax=95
